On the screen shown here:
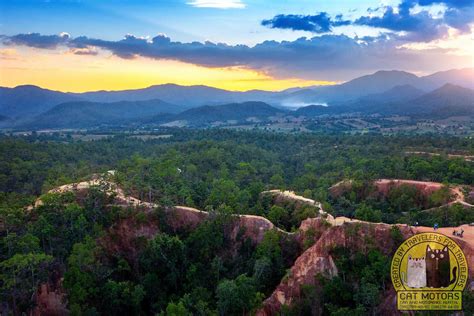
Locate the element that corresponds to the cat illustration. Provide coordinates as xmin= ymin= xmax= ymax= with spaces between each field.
xmin=426 ymin=245 xmax=457 ymax=288
xmin=401 ymin=255 xmax=426 ymax=288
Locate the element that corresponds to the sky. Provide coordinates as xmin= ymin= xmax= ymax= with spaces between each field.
xmin=0 ymin=0 xmax=473 ymax=92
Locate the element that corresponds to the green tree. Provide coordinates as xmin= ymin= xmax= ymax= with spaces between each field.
xmin=355 ymin=204 xmax=382 ymax=222
xmin=267 ymin=205 xmax=288 ymax=228
xmin=216 ymin=275 xmax=261 ymax=315
xmin=206 ymin=179 xmax=240 ymax=210
xmin=162 ymin=301 xmax=191 ymax=316
xmin=0 ymin=252 xmax=53 ymax=313
xmin=428 ymin=185 xmax=452 ymax=207
xmin=102 ymin=280 xmax=145 ymax=315
xmin=63 ymin=237 xmax=100 ymax=310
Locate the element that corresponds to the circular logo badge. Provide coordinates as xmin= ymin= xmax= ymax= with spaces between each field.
xmin=391 ymin=232 xmax=468 ymax=310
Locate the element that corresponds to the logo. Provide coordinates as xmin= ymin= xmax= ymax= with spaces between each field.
xmin=391 ymin=232 xmax=468 ymax=310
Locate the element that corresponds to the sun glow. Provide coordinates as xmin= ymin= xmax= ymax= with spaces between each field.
xmin=399 ymin=27 xmax=474 ymax=57
xmin=0 ymin=47 xmax=333 ymax=92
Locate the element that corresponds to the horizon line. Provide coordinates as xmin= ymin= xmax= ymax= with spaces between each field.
xmin=0 ymin=81 xmax=338 ymax=94
xmin=2 ymin=67 xmax=473 ymax=94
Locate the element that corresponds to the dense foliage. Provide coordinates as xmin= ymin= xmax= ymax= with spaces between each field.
xmin=0 ymin=129 xmax=473 ymax=314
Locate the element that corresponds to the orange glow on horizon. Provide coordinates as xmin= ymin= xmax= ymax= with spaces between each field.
xmin=0 ymin=47 xmax=335 ymax=92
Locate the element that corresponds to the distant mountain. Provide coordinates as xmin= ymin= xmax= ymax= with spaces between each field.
xmin=358 ymin=84 xmax=425 ymax=103
xmin=78 ymin=84 xmax=236 ymax=105
xmin=422 ymin=68 xmax=474 ymax=90
xmin=166 ymin=101 xmax=286 ymax=126
xmin=333 ymin=84 xmax=426 ymax=115
xmin=0 ymin=85 xmax=80 ymax=118
xmin=345 ymin=83 xmax=474 ymax=117
xmin=292 ymin=84 xmax=425 ymax=117
xmin=1 ymin=68 xmax=472 ymax=126
xmin=294 ymin=84 xmax=474 ymax=119
xmin=77 ymin=84 xmax=283 ymax=107
xmin=282 ymin=70 xmax=424 ymax=105
xmin=75 ymin=68 xmax=473 ymax=109
xmin=410 ymin=84 xmax=474 ymax=117
xmin=332 ymin=70 xmax=424 ymax=99
xmin=25 ymin=99 xmax=181 ymax=128
xmin=280 ymin=69 xmax=474 ymax=106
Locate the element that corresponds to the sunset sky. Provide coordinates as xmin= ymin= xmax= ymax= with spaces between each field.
xmin=0 ymin=0 xmax=473 ymax=92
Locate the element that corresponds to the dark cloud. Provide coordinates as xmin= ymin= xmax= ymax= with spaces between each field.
xmin=443 ymin=6 xmax=474 ymax=32
xmin=263 ymin=1 xmax=473 ymax=42
xmin=70 ymin=34 xmax=252 ymax=66
xmin=354 ymin=6 xmax=448 ymax=42
xmin=1 ymin=32 xmax=470 ymax=81
xmin=1 ymin=32 xmax=70 ymax=49
xmin=353 ymin=0 xmax=473 ymax=41
xmin=261 ymin=12 xmax=350 ymax=33
xmin=355 ymin=7 xmax=431 ymax=31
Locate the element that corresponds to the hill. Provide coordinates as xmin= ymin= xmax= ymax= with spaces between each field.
xmin=295 ymin=84 xmax=474 ymax=118
xmin=77 ymin=84 xmax=283 ymax=107
xmin=25 ymin=99 xmax=181 ymax=128
xmin=167 ymin=101 xmax=286 ymax=126
xmin=282 ymin=70 xmax=424 ymax=105
xmin=0 ymin=85 xmax=80 ymax=119
xmin=281 ymin=68 xmax=474 ymax=106
xmin=294 ymin=104 xmax=334 ymax=116
xmin=354 ymin=84 xmax=474 ymax=117
xmin=334 ymin=84 xmax=426 ymax=115
xmin=78 ymin=84 xmax=239 ymax=105
xmin=358 ymin=84 xmax=425 ymax=103
xmin=411 ymin=84 xmax=474 ymax=117
xmin=423 ymin=68 xmax=474 ymax=90
xmin=333 ymin=70 xmax=423 ymax=99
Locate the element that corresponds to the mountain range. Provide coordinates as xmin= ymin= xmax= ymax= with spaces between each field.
xmin=0 ymin=85 xmax=80 ymax=119
xmin=1 ymin=68 xmax=473 ymax=129
xmin=280 ymin=68 xmax=474 ymax=106
xmin=26 ymin=99 xmax=183 ymax=129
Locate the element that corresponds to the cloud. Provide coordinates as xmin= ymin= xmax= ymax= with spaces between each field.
xmin=1 ymin=32 xmax=70 ymax=49
xmin=354 ymin=0 xmax=473 ymax=41
xmin=0 ymin=48 xmax=19 ymax=60
xmin=187 ymin=0 xmax=245 ymax=9
xmin=1 ymin=32 xmax=470 ymax=81
xmin=354 ymin=6 xmax=449 ymax=42
xmin=443 ymin=6 xmax=474 ymax=32
xmin=261 ymin=12 xmax=350 ymax=33
xmin=68 ymin=47 xmax=99 ymax=56
xmin=263 ymin=1 xmax=473 ymax=42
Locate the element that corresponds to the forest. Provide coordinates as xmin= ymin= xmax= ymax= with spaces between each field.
xmin=0 ymin=129 xmax=473 ymax=315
